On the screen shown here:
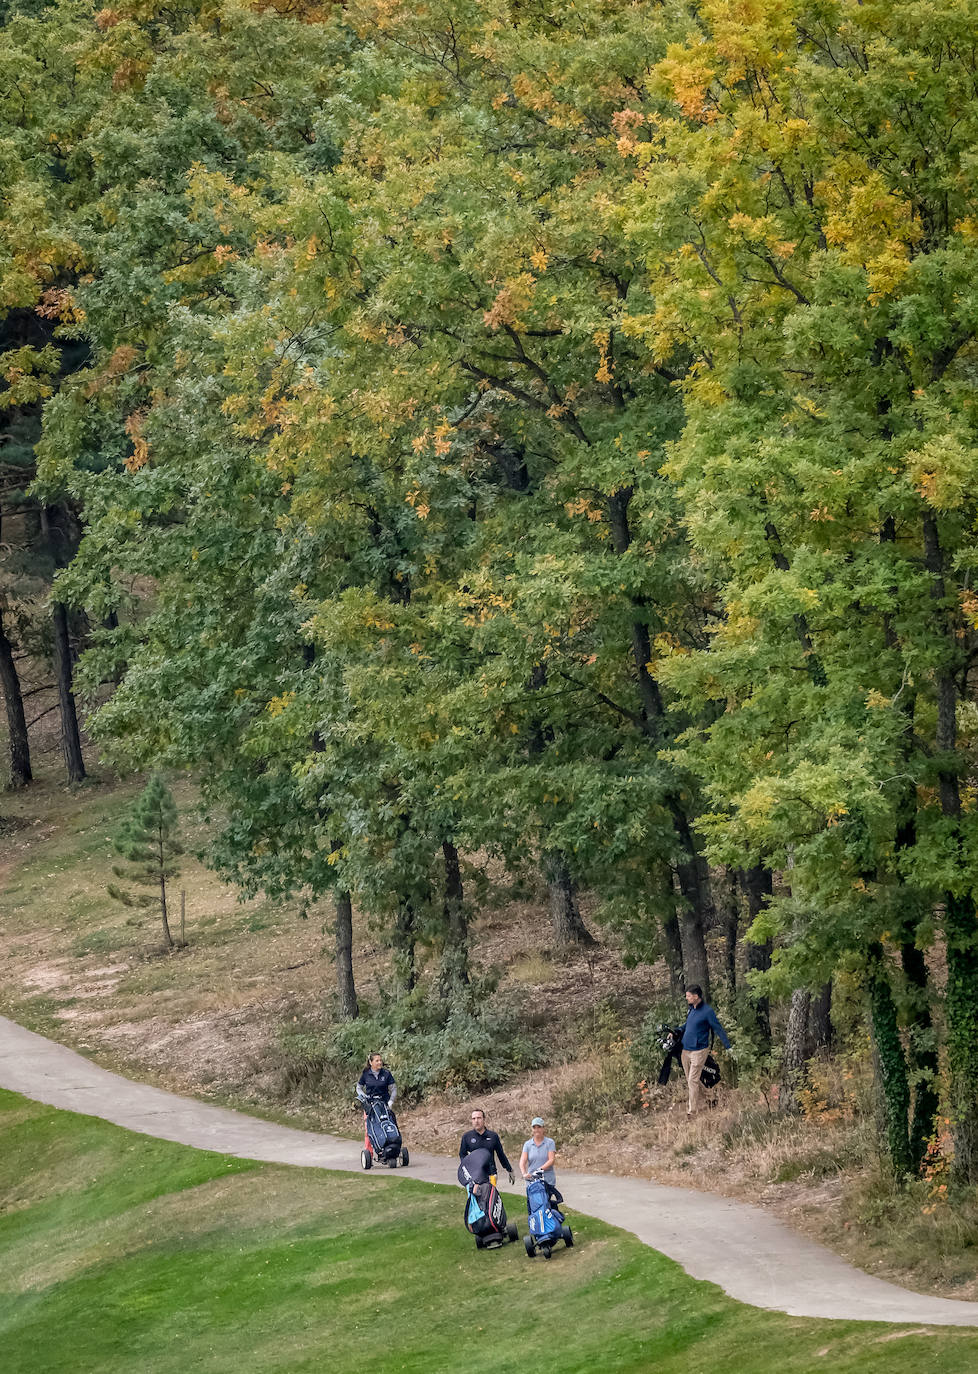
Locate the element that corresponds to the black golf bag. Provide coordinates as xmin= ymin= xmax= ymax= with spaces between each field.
xmin=360 ymin=1096 xmax=407 ymax=1169
xmin=458 ymin=1147 xmax=518 ymax=1249
xmin=657 ymin=1025 xmax=720 ymax=1091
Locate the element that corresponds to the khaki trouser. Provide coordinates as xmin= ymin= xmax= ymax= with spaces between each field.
xmin=681 ymin=1047 xmax=710 ymax=1114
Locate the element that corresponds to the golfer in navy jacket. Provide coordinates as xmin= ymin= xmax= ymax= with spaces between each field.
xmin=681 ymin=985 xmax=730 ymax=1115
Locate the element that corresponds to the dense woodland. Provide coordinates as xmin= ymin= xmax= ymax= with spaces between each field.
xmin=4 ymin=0 xmax=978 ymax=1188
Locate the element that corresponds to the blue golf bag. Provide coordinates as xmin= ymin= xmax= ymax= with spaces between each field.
xmin=523 ymin=1173 xmax=573 ymax=1259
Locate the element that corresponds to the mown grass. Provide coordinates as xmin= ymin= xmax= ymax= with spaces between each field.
xmin=1 ymin=1091 xmax=977 ymax=1373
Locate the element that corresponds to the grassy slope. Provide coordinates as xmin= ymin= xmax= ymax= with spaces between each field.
xmin=0 ymin=771 xmax=306 ymax=988
xmin=0 ymin=770 xmax=323 ymax=1091
xmin=1 ymin=1092 xmax=977 ymax=1374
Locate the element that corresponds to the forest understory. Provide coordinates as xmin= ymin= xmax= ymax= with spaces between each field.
xmin=1 ymin=764 xmax=975 ymax=1304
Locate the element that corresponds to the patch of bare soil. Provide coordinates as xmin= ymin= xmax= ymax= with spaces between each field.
xmin=22 ymin=961 xmax=72 ymax=993
xmin=95 ymin=1004 xmax=287 ymax=1099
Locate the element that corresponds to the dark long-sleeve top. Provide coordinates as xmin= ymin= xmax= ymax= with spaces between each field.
xmin=458 ymin=1128 xmax=512 ymax=1174
xmin=681 ymin=1002 xmax=731 ymax=1052
xmin=357 ymin=1066 xmax=397 ymax=1103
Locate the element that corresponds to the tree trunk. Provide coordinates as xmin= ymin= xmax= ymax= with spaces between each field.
xmin=51 ymin=598 xmax=86 ymax=783
xmin=886 ymin=670 xmax=935 ymax=1169
xmin=715 ymin=865 xmax=739 ymax=994
xmin=866 ymin=942 xmax=912 ymax=1179
xmin=606 ymin=485 xmax=715 ymax=988
xmin=944 ymin=894 xmax=978 ymax=1182
xmin=392 ymin=896 xmax=417 ymax=996
xmin=739 ymin=865 xmax=773 ymax=1049
xmin=0 ymin=606 xmax=31 ymax=788
xmin=672 ymin=814 xmax=711 ymax=999
xmin=158 ymin=833 xmax=173 ymax=949
xmin=764 ymin=522 xmax=827 ymax=685
xmin=40 ymin=506 xmax=86 ymax=784
xmin=438 ymin=839 xmax=470 ymax=996
xmin=810 ymin=981 xmax=833 ymax=1053
xmin=779 ymin=988 xmax=811 ymax=1114
xmin=900 ymin=939 xmax=938 ymax=1171
xmin=543 ymin=849 xmax=595 ymax=948
xmin=334 ymin=888 xmax=359 ymax=1019
xmin=923 ymin=512 xmax=978 ymax=1183
xmin=677 ymin=893 xmax=710 ymax=999
xmin=606 ymin=487 xmax=667 ymax=725
xmin=661 ymin=906 xmax=685 ymax=998
xmin=526 ymin=665 xmax=593 ymax=949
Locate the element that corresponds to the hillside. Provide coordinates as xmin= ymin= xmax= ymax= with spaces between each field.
xmin=2 ymin=768 xmax=975 ymax=1303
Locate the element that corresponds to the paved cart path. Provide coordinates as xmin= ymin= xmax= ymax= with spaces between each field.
xmin=2 ymin=1014 xmax=977 ymax=1328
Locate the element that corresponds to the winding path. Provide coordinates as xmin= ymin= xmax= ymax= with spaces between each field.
xmin=2 ymin=1014 xmax=977 ymax=1328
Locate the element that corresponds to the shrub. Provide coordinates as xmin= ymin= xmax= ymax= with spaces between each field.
xmin=276 ymin=977 xmax=543 ymax=1104
xmin=552 ymin=1037 xmax=636 ymax=1138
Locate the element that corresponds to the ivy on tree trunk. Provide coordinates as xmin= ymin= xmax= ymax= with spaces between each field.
xmin=899 ymin=939 xmax=938 ymax=1172
xmin=923 ymin=512 xmax=978 ymax=1184
xmin=779 ymin=987 xmax=811 ymax=1115
xmin=866 ymin=943 xmax=912 ymax=1181
xmin=739 ymin=866 xmax=773 ymax=1049
xmin=715 ymin=865 xmax=739 ymax=995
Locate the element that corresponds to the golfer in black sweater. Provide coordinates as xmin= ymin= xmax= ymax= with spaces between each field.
xmin=459 ymin=1108 xmax=514 ymax=1184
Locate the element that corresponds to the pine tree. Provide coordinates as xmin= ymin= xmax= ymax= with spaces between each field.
xmin=108 ymin=775 xmax=183 ymax=949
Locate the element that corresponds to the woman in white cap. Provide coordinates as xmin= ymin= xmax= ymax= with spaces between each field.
xmin=519 ymin=1117 xmax=561 ymax=1203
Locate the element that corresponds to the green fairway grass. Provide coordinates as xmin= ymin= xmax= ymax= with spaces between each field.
xmin=0 ymin=1090 xmax=976 ymax=1373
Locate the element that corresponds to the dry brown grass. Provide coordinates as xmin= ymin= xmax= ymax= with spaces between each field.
xmin=507 ymin=952 xmax=557 ymax=986
xmin=0 ymin=765 xmax=340 ymax=1094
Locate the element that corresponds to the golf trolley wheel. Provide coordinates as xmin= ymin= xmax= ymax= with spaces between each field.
xmin=400 ymin=1148 xmax=409 ymax=1167
xmin=506 ymin=1221 xmax=518 ymax=1243
xmin=523 ymin=1235 xmax=535 ymax=1258
xmin=542 ymin=1246 xmax=552 ymax=1260
xmin=561 ymin=1224 xmax=574 ymax=1247
xmin=360 ymin=1149 xmax=372 ymax=1170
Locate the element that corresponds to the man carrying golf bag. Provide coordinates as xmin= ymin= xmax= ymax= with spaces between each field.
xmin=680 ymin=986 xmax=730 ymax=1114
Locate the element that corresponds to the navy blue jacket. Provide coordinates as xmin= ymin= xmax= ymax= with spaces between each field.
xmin=458 ymin=1128 xmax=513 ymax=1174
xmin=682 ymin=1001 xmax=731 ymax=1052
xmin=357 ymin=1067 xmax=396 ymax=1102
